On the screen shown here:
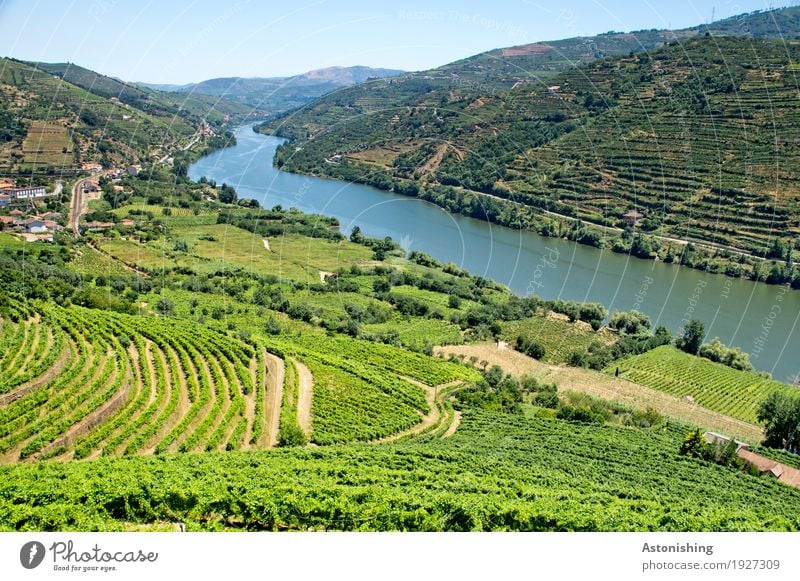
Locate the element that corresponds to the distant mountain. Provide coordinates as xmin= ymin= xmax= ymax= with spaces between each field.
xmin=258 ymin=6 xmax=800 ymax=258
xmin=138 ymin=66 xmax=403 ymax=113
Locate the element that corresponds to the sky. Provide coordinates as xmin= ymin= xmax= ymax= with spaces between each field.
xmin=0 ymin=0 xmax=786 ymax=84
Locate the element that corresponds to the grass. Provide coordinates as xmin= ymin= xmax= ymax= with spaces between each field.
xmin=67 ymin=246 xmax=132 ymax=276
xmin=0 ymin=233 xmax=23 ymax=249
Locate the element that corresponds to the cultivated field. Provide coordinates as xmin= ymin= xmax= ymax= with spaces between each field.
xmin=21 ymin=120 xmax=73 ymax=166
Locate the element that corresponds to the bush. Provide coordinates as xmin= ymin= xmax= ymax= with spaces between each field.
xmin=698 ymin=338 xmax=754 ymax=371
xmin=516 ymin=335 xmax=546 ymax=360
xmin=156 ymin=297 xmax=175 ymax=316
xmin=608 ymin=310 xmax=651 ymax=335
xmin=278 ymin=423 xmax=308 ymax=447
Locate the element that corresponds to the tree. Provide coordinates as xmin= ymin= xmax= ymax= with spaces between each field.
xmin=156 ymin=297 xmax=175 ymax=316
xmin=757 ymin=392 xmax=800 ymax=451
xmin=679 ymin=428 xmax=709 ymax=458
xmin=608 ymin=310 xmax=651 ymax=335
xmin=349 ymin=226 xmax=364 ymax=244
xmin=218 ymin=183 xmax=237 ymax=204
xmin=677 ymin=319 xmax=705 ymax=355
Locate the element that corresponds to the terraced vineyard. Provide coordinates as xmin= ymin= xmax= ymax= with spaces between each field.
xmin=612 ymin=346 xmax=796 ymax=423
xmin=3 ymin=410 xmax=800 ymax=531
xmin=0 ymin=296 xmax=480 ymax=462
xmin=265 ymin=333 xmax=480 ymax=444
xmin=0 ymin=302 xmax=264 ymax=461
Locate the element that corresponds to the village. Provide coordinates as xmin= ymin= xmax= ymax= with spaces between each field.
xmin=0 ymin=162 xmax=141 ymax=242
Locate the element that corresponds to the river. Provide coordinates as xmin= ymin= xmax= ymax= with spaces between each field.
xmin=189 ymin=124 xmax=800 ymax=382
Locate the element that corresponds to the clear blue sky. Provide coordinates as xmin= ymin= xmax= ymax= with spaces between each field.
xmin=0 ymin=0 xmax=783 ymax=84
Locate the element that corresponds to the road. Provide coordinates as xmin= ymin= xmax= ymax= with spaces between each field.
xmin=158 ymin=132 xmax=201 ymax=164
xmin=68 ymin=178 xmax=93 ymax=236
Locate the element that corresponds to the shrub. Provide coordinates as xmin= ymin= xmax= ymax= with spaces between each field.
xmin=516 ymin=335 xmax=546 ymax=360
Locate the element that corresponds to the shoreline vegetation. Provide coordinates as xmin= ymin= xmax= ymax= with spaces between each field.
xmin=258 ymin=122 xmax=797 ymax=291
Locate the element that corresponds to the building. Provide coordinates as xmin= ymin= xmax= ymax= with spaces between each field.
xmin=0 ymin=194 xmax=9 ymax=208
xmin=737 ymin=449 xmax=800 ymax=489
xmin=1 ymin=186 xmax=47 ymax=200
xmin=703 ymin=431 xmax=800 ymax=490
xmin=17 ymin=219 xmax=48 ymax=234
xmin=126 ymin=165 xmax=140 ymax=176
xmin=81 ymin=162 xmax=103 ymax=174
xmin=84 ymin=221 xmax=114 ymax=231
xmin=703 ymin=432 xmax=749 ymax=452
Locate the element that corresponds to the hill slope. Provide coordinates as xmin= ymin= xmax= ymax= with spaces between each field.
xmin=0 ymin=58 xmax=250 ymax=173
xmin=259 ymin=7 xmax=800 ymax=259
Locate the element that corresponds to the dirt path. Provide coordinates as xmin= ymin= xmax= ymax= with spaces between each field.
xmin=263 ymin=351 xmax=285 ymax=448
xmin=442 ymin=411 xmax=462 ymax=438
xmin=173 ymin=349 xmax=216 ymax=453
xmin=242 ymin=355 xmax=259 ymax=449
xmin=294 ymin=359 xmax=314 ymax=439
xmin=436 ymin=343 xmax=763 ymax=442
xmin=88 ymin=343 xmax=145 ymax=459
xmin=201 ymin=357 xmax=234 ymax=450
xmin=45 ymin=347 xmax=134 ymax=460
xmin=377 ymin=377 xmax=464 ymax=443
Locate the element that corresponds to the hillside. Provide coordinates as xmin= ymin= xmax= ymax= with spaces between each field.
xmin=0 ymin=58 xmax=248 ymax=174
xmin=139 ymin=65 xmax=403 ymax=113
xmin=259 ymin=7 xmax=800 ymax=278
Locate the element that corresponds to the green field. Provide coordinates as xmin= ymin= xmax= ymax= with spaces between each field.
xmin=612 ymin=346 xmax=797 ymax=424
xmin=2 ymin=410 xmax=800 ymax=531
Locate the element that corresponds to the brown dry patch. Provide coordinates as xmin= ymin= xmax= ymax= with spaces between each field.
xmin=347 ymin=142 xmax=418 ymax=166
xmin=436 ymin=343 xmax=763 ymax=442
xmin=418 ymin=143 xmax=450 ymax=177
xmin=501 ymin=43 xmax=553 ymax=56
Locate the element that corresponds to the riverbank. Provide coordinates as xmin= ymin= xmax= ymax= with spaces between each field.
xmin=266 ymin=127 xmax=798 ymax=292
